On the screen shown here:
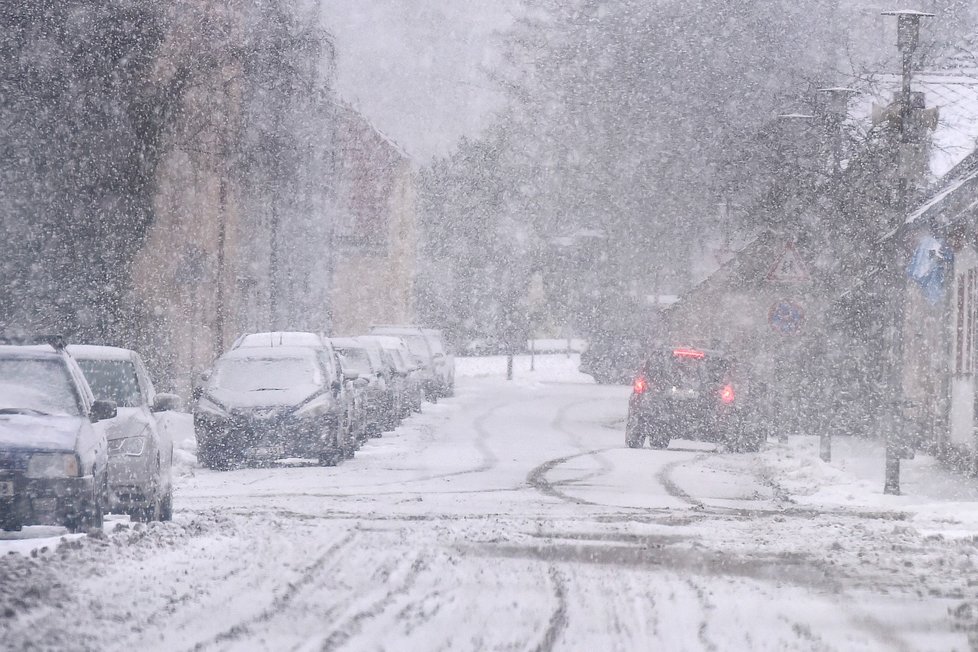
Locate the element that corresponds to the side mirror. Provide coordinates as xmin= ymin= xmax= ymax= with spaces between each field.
xmin=331 ymin=380 xmax=342 ymax=395
xmin=152 ymin=393 xmax=182 ymax=413
xmin=91 ymin=399 xmax=118 ymax=423
xmin=343 ymin=369 xmax=360 ymax=382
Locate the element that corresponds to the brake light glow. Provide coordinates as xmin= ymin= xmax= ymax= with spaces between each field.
xmin=673 ymin=348 xmax=705 ymax=359
xmin=633 ymin=375 xmax=648 ymax=394
xmin=720 ymin=384 xmax=735 ymax=404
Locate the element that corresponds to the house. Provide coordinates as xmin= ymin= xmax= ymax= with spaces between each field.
xmin=329 ymin=104 xmax=418 ymax=336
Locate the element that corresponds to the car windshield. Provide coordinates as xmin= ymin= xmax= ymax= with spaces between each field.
xmin=76 ymin=359 xmax=143 ymax=408
xmin=399 ymin=335 xmax=430 ymax=359
xmin=210 ymin=357 xmax=321 ymax=392
xmin=0 ymin=358 xmax=81 ymax=416
xmin=337 ymin=347 xmax=372 ymax=376
xmin=650 ymin=356 xmax=708 ymax=390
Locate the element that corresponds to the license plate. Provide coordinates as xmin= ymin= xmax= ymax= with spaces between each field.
xmin=0 ymin=481 xmax=14 ymax=498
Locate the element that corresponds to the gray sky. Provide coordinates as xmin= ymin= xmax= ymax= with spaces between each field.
xmin=321 ymin=1 xmax=517 ymax=161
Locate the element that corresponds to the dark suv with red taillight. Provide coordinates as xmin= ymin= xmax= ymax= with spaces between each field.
xmin=625 ymin=347 xmax=761 ymax=452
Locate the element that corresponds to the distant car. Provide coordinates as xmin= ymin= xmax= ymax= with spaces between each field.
xmin=68 ymin=345 xmax=181 ymax=522
xmin=625 ymin=346 xmax=760 ymax=451
xmin=580 ymin=335 xmax=644 ymax=384
xmin=330 ymin=337 xmax=393 ymax=438
xmin=360 ymin=335 xmax=425 ymax=415
xmin=227 ymin=331 xmax=360 ymax=458
xmin=369 ymin=325 xmax=455 ymax=399
xmin=193 ymin=345 xmax=352 ymax=468
xmin=358 ymin=337 xmax=410 ymax=426
xmin=0 ymin=337 xmax=116 ymax=532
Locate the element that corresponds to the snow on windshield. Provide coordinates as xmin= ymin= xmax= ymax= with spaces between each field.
xmin=76 ymin=359 xmax=143 ymax=408
xmin=0 ymin=359 xmax=81 ymax=416
xmin=210 ymin=357 xmax=322 ymax=392
xmin=337 ymin=348 xmax=372 ymax=376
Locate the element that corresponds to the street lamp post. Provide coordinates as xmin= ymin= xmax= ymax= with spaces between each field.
xmin=880 ymin=9 xmax=933 ymax=496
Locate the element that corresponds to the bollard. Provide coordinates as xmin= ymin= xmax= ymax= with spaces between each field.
xmin=506 ymin=354 xmax=514 ymax=380
xmin=819 ymin=433 xmax=831 ymax=463
xmin=884 ymin=445 xmax=900 ymax=495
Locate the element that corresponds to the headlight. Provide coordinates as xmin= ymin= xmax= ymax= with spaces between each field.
xmin=107 ymin=437 xmax=146 ymax=457
xmin=195 ymin=394 xmax=229 ymax=419
xmin=27 ymin=453 xmax=80 ymax=478
xmin=294 ymin=393 xmax=333 ymax=418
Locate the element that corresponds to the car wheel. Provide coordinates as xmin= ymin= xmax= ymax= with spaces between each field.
xmin=318 ymin=448 xmax=340 ymax=467
xmin=648 ymin=435 xmax=671 ymax=450
xmin=159 ymin=486 xmax=173 ymax=522
xmin=68 ymin=473 xmax=105 ymax=533
xmin=625 ymin=411 xmax=648 ymax=448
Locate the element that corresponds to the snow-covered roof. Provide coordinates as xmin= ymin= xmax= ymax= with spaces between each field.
xmin=66 ymin=345 xmax=134 ymax=361
xmin=359 ymin=334 xmax=410 ymax=349
xmin=905 ymin=164 xmax=978 ymax=227
xmin=853 ymin=57 xmax=978 ymax=180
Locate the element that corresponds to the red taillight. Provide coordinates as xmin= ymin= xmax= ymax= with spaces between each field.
xmin=720 ymin=384 xmax=735 ymax=404
xmin=633 ymin=375 xmax=648 ymax=394
xmin=673 ymin=348 xmax=705 ymax=359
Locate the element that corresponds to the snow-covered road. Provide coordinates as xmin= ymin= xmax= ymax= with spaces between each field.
xmin=2 ymin=356 xmax=976 ymax=650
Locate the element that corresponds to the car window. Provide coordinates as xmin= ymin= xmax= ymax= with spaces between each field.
xmin=76 ymin=359 xmax=144 ymax=408
xmin=210 ymin=356 xmax=322 ymax=392
xmin=427 ymin=338 xmax=445 ymax=355
xmin=400 ymin=335 xmax=431 ymax=359
xmin=337 ymin=347 xmax=373 ymax=376
xmin=0 ymin=358 xmax=82 ymax=416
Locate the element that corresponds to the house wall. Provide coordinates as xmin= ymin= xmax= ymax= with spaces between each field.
xmin=331 ymin=161 xmax=417 ymax=335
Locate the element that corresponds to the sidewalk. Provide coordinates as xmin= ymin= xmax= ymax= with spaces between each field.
xmin=762 ymin=435 xmax=978 ymax=537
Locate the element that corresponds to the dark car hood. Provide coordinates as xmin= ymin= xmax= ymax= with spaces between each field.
xmin=0 ymin=414 xmax=83 ymax=453
xmin=208 ymin=385 xmax=321 ymax=410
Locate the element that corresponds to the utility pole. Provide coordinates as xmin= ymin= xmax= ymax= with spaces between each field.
xmin=880 ymin=9 xmax=932 ymax=495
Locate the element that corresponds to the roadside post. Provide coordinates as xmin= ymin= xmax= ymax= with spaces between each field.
xmin=507 ymin=354 xmax=514 ymax=381
xmin=880 ymin=8 xmax=933 ymax=495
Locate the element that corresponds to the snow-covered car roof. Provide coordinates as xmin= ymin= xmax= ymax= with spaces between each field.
xmin=66 ymin=344 xmax=135 ymax=361
xmin=232 ymin=331 xmax=326 ymax=349
xmin=359 ymin=335 xmax=410 ymax=349
xmin=0 ymin=345 xmax=65 ymax=359
xmin=370 ymin=325 xmax=424 ymax=334
xmin=328 ymin=337 xmax=362 ymax=349
xmin=219 ymin=345 xmax=319 ymax=361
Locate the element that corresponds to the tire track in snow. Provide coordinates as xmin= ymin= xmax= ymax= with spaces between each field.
xmin=531 ymin=566 xmax=569 ymax=652
xmin=526 ymin=397 xmax=636 ymax=507
xmin=189 ymin=529 xmax=359 ymax=651
xmin=655 ymin=455 xmax=711 ymax=509
xmin=526 ymin=447 xmax=629 ymax=507
xmin=317 ymin=553 xmax=425 ymax=651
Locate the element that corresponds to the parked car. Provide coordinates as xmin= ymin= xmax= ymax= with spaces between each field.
xmin=228 ymin=331 xmax=360 ymax=457
xmin=331 ymin=337 xmax=393 ymax=438
xmin=193 ymin=345 xmax=352 ymax=468
xmin=68 ymin=345 xmax=180 ymax=522
xmin=369 ymin=325 xmax=455 ymax=399
xmin=358 ymin=337 xmax=409 ymax=428
xmin=329 ymin=341 xmax=370 ymax=453
xmin=360 ymin=335 xmax=425 ymax=415
xmin=625 ymin=346 xmax=760 ymax=451
xmin=0 ymin=336 xmax=116 ymax=532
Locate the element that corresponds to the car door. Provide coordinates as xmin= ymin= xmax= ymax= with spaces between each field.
xmin=134 ymin=354 xmax=173 ymax=479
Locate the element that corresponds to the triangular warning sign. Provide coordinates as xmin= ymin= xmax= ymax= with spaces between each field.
xmin=767 ymin=242 xmax=810 ymax=283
